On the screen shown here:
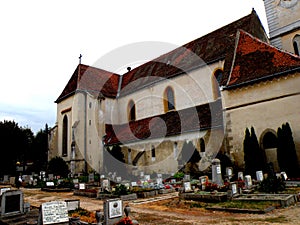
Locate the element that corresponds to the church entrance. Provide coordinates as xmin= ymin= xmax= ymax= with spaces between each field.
xmin=261 ymin=130 xmax=279 ymax=172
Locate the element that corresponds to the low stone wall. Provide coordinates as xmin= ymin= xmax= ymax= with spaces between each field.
xmin=136 ymin=190 xmax=159 ymax=198
xmin=121 ymin=193 xmax=138 ymax=201
xmin=233 ymin=194 xmax=298 ymax=207
xmin=179 ymin=192 xmax=228 ymax=202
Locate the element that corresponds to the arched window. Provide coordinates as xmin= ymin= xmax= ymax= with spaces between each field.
xmin=214 ymin=69 xmax=223 ymax=85
xmin=151 ymin=145 xmax=156 ymax=162
xmin=200 ymin=138 xmax=205 ymax=152
xmin=128 ymin=100 xmax=136 ymax=121
xmin=163 ymin=86 xmax=175 ymax=112
xmin=212 ymin=69 xmax=223 ymax=99
xmin=62 ymin=115 xmax=68 ymax=156
xmin=293 ymin=35 xmax=300 ymax=56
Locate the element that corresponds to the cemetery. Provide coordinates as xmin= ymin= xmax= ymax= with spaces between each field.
xmin=0 ymin=159 xmax=300 ymax=224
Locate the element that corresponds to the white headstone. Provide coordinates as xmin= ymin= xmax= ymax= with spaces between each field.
xmin=256 ymin=171 xmax=264 ymax=182
xmin=184 ymin=182 xmax=192 ymax=192
xmin=238 ymin=172 xmax=244 ymax=181
xmin=79 ymin=183 xmax=85 ymax=190
xmin=281 ymin=172 xmax=288 ymax=180
xmin=41 ymin=201 xmax=68 ymax=224
xmin=244 ymin=175 xmax=252 ymax=188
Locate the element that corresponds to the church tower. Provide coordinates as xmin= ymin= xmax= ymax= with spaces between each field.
xmin=264 ymin=0 xmax=300 ymax=55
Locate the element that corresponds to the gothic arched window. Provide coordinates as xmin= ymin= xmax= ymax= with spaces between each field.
xmin=164 ymin=86 xmax=175 ymax=112
xmin=62 ymin=115 xmax=68 ymax=156
xmin=128 ymin=100 xmax=136 ymax=121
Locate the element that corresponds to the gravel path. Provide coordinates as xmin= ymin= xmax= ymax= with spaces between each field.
xmin=22 ymin=188 xmax=300 ymax=224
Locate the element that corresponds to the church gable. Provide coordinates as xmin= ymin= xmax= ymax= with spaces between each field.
xmin=55 ymin=64 xmax=120 ymax=103
xmin=225 ymin=30 xmax=300 ymax=89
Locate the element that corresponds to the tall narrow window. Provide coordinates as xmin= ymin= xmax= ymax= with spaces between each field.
xmin=164 ymin=86 xmax=175 ymax=112
xmin=128 ymin=100 xmax=136 ymax=121
xmin=293 ymin=35 xmax=300 ymax=56
xmin=128 ymin=149 xmax=132 ymax=164
xmin=62 ymin=115 xmax=68 ymax=156
xmin=151 ymin=145 xmax=156 ymax=162
xmin=212 ymin=69 xmax=223 ymax=99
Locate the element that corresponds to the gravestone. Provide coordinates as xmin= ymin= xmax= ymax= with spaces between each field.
xmin=3 ymin=175 xmax=9 ymax=183
xmin=79 ymin=183 xmax=85 ymax=190
xmin=212 ymin=159 xmax=223 ymax=186
xmin=9 ymin=177 xmax=15 ymax=186
xmin=131 ymin=182 xmax=137 ymax=187
xmin=228 ymin=182 xmax=238 ymax=198
xmin=183 ymin=182 xmax=192 ymax=192
xmin=199 ymin=176 xmax=208 ymax=191
xmin=156 ymin=178 xmax=163 ymax=185
xmin=0 ymin=188 xmax=11 ymax=196
xmin=226 ymin=167 xmax=233 ymax=180
xmin=238 ymin=172 xmax=243 ymax=181
xmin=65 ymin=199 xmax=80 ymax=211
xmin=256 ymin=171 xmax=264 ymax=182
xmin=46 ymin=182 xmax=55 ymax=187
xmin=0 ymin=190 xmax=24 ymax=217
xmin=144 ymin=175 xmax=150 ymax=181
xmin=48 ymin=174 xmax=54 ymax=181
xmin=184 ymin=174 xmax=190 ymax=181
xmin=244 ymin=175 xmax=252 ymax=188
xmin=157 ymin=174 xmax=162 ymax=179
xmin=88 ymin=173 xmax=95 ymax=183
xmin=38 ymin=201 xmax=68 ymax=225
xmin=116 ymin=177 xmax=122 ymax=183
xmin=281 ymin=172 xmax=288 ymax=180
xmin=103 ymin=199 xmax=123 ymax=225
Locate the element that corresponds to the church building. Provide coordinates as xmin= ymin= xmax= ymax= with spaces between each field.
xmin=49 ymin=0 xmax=300 ymax=178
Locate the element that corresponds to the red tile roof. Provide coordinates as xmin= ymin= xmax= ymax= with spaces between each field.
xmin=55 ymin=64 xmax=120 ymax=103
xmin=104 ymin=100 xmax=223 ymax=145
xmin=225 ymin=30 xmax=300 ymax=89
xmin=120 ymin=9 xmax=267 ymax=95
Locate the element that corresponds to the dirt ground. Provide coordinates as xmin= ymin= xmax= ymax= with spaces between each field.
xmin=21 ymin=188 xmax=300 ymax=225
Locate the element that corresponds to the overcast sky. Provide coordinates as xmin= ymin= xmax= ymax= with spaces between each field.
xmin=0 ymin=0 xmax=268 ymax=134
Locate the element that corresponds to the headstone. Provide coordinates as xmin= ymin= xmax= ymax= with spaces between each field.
xmin=157 ymin=174 xmax=162 ymax=179
xmin=0 ymin=188 xmax=11 ymax=196
xmin=281 ymin=172 xmax=288 ymax=180
xmin=244 ymin=175 xmax=252 ymax=188
xmin=38 ymin=201 xmax=68 ymax=225
xmin=183 ymin=182 xmax=192 ymax=192
xmin=144 ymin=175 xmax=150 ymax=181
xmin=140 ymin=172 xmax=144 ymax=178
xmin=79 ymin=183 xmax=85 ymax=190
xmin=48 ymin=174 xmax=54 ymax=181
xmin=116 ymin=177 xmax=122 ymax=183
xmin=131 ymin=182 xmax=137 ymax=187
xmin=184 ymin=174 xmax=190 ymax=181
xmin=3 ymin=175 xmax=9 ymax=183
xmin=89 ymin=173 xmax=95 ymax=183
xmin=9 ymin=177 xmax=15 ymax=186
xmin=230 ymin=182 xmax=238 ymax=196
xmin=156 ymin=178 xmax=163 ymax=185
xmin=0 ymin=190 xmax=24 ymax=217
xmin=65 ymin=199 xmax=80 ymax=211
xmin=226 ymin=167 xmax=233 ymax=180
xmin=170 ymin=179 xmax=176 ymax=184
xmin=256 ymin=171 xmax=264 ymax=182
xmin=199 ymin=176 xmax=208 ymax=191
xmin=212 ymin=159 xmax=223 ymax=186
xmin=237 ymin=172 xmax=243 ymax=181
xmin=46 ymin=182 xmax=55 ymax=187
xmin=103 ymin=199 xmax=123 ymax=225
